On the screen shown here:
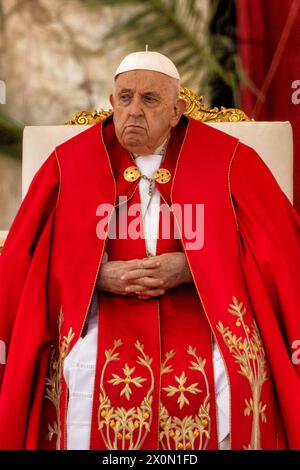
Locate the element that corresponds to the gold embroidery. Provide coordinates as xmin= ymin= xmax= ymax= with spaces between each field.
xmin=159 ymin=346 xmax=211 ymax=450
xmin=108 ymin=363 xmax=147 ymax=401
xmin=45 ymin=308 xmax=75 ymax=449
xmin=217 ymin=296 xmax=267 ymax=450
xmin=98 ymin=340 xmax=154 ymax=450
xmin=163 ymin=371 xmax=202 ymax=410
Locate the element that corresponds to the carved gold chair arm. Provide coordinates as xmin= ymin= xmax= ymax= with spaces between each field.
xmin=66 ymin=86 xmax=253 ymax=125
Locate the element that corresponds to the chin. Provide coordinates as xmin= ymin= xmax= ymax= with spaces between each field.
xmin=123 ymin=140 xmax=145 ymax=153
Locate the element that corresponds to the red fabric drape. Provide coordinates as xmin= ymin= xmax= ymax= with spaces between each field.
xmin=236 ymin=0 xmax=300 ymax=212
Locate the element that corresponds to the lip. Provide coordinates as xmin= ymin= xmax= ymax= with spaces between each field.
xmin=124 ymin=125 xmax=146 ymax=134
xmin=125 ymin=124 xmax=145 ymax=130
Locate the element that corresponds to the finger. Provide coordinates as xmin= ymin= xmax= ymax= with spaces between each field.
xmin=125 ymin=278 xmax=164 ymax=292
xmin=138 ymin=277 xmax=164 ymax=287
xmin=125 ymin=258 xmax=147 ymax=269
xmin=121 ymin=269 xmax=158 ymax=281
xmin=137 ymin=289 xmax=165 ymax=297
xmin=121 ymin=269 xmax=147 ymax=281
xmin=141 ymin=257 xmax=161 ymax=269
xmin=126 ymin=257 xmax=159 ymax=269
xmin=125 ymin=284 xmax=144 ymax=293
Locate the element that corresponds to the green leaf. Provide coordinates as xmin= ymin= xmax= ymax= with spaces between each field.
xmin=0 ymin=111 xmax=23 ymax=159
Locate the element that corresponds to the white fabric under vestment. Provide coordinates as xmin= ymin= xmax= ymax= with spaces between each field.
xmin=63 ymin=152 xmax=230 ymax=450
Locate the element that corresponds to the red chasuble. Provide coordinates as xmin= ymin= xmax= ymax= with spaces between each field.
xmin=0 ymin=116 xmax=300 ymax=450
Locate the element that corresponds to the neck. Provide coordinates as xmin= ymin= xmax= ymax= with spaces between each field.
xmin=132 ymin=136 xmax=169 ymax=158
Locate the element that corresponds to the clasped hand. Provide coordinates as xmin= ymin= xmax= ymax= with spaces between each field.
xmin=96 ymin=252 xmax=192 ymax=300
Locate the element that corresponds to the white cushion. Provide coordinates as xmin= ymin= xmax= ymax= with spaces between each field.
xmin=0 ymin=231 xmax=7 ymax=248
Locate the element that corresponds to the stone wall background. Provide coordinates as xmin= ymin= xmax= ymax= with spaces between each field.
xmin=0 ymin=0 xmax=134 ymax=229
xmin=0 ymin=0 xmax=207 ymax=230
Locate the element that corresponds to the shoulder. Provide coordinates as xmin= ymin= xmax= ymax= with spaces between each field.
xmin=229 ymin=141 xmax=294 ymax=216
xmin=185 ymin=116 xmax=239 ymax=147
xmin=230 ymin=141 xmax=275 ymax=190
xmin=55 ymin=121 xmax=103 ymax=157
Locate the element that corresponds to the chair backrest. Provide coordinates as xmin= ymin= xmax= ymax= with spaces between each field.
xmin=22 ymin=123 xmax=293 ymax=202
xmin=23 ymin=87 xmax=294 ymax=201
xmin=0 ymin=87 xmax=294 ymax=253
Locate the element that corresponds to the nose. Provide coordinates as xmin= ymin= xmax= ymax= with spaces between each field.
xmin=128 ymin=96 xmax=144 ymax=117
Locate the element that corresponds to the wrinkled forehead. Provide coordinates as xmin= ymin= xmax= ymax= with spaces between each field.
xmin=114 ymin=69 xmax=178 ymax=95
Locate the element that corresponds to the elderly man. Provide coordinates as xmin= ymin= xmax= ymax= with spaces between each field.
xmin=0 ymin=51 xmax=300 ymax=451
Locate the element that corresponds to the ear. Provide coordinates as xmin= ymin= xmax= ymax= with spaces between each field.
xmin=170 ymin=98 xmax=187 ymax=127
xmin=109 ymin=93 xmax=114 ymax=108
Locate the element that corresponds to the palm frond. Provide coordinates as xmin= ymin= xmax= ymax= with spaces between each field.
xmin=0 ymin=111 xmax=23 ymax=159
xmin=77 ymin=0 xmax=241 ymax=102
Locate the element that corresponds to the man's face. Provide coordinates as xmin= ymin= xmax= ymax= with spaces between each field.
xmin=110 ymin=70 xmax=186 ymax=155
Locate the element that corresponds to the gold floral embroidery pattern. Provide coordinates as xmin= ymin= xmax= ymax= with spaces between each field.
xmin=217 ymin=296 xmax=267 ymax=450
xmin=98 ymin=340 xmax=154 ymax=450
xmin=45 ymin=308 xmax=75 ymax=449
xmin=108 ymin=363 xmax=147 ymax=401
xmin=163 ymin=370 xmax=202 ymax=410
xmin=159 ymin=346 xmax=211 ymax=450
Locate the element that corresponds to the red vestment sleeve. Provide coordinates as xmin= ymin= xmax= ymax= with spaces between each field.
xmin=0 ymin=152 xmax=60 ymax=448
xmin=230 ymin=143 xmax=300 ymax=448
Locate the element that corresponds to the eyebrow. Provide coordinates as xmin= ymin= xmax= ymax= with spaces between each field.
xmin=118 ymin=89 xmax=133 ymax=95
xmin=117 ymin=89 xmax=161 ymax=98
xmin=142 ymin=91 xmax=160 ymax=99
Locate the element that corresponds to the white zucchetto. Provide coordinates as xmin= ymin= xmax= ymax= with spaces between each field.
xmin=114 ymin=51 xmax=180 ymax=80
